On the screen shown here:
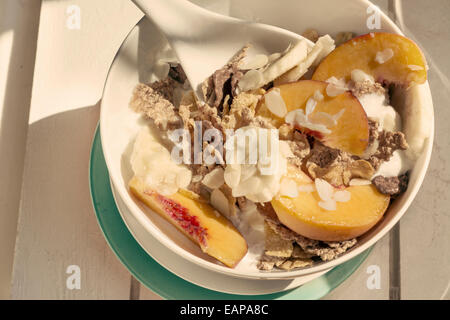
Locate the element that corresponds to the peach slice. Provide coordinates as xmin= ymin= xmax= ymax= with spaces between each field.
xmin=271 ymin=168 xmax=390 ymax=242
xmin=257 ymin=80 xmax=369 ymax=156
xmin=312 ymin=32 xmax=427 ymax=86
xmin=129 ymin=176 xmax=248 ymax=268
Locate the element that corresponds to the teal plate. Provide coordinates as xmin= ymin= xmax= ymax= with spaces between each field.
xmin=89 ymin=126 xmax=371 ymax=299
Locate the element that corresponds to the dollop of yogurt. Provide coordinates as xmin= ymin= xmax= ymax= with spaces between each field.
xmin=350 ymin=70 xmax=414 ymax=177
xmin=358 ymin=93 xmax=402 ymax=132
xmin=223 ymin=126 xmax=291 ymax=203
xmin=374 ymin=150 xmax=413 ymax=178
xmin=130 ymin=127 xmax=192 ymax=195
xmin=351 ymin=70 xmax=401 ymax=132
xmin=226 ymin=200 xmax=266 ymax=270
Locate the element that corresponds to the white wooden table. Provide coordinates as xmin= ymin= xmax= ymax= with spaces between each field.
xmin=1 ymin=0 xmax=449 ymax=300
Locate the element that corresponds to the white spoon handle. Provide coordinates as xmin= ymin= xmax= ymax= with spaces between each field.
xmin=131 ymin=0 xmax=221 ymax=41
xmin=131 ymin=0 xmax=244 ymax=96
xmin=131 ymin=0 xmax=310 ymax=97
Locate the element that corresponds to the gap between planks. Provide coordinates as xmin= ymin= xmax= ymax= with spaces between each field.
xmin=387 ymin=0 xmax=402 ymax=301
xmin=129 ymin=276 xmax=141 ymax=300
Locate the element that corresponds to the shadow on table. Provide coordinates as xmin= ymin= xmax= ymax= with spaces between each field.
xmin=0 ymin=0 xmax=42 ymax=299
xmin=11 ymin=103 xmax=132 ymax=299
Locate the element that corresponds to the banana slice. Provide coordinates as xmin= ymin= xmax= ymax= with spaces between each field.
xmin=275 ymin=35 xmax=335 ymax=85
xmin=391 ymin=83 xmax=433 ymax=158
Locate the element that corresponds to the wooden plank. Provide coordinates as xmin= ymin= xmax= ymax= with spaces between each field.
xmin=11 ymin=102 xmax=134 ymax=299
xmin=324 ymin=233 xmax=390 ymax=300
xmin=321 ymin=3 xmax=395 ymax=301
xmin=0 ymin=0 xmax=42 ymax=299
xmin=397 ymin=0 xmax=450 ymax=300
xmin=394 ymin=0 xmax=450 ymax=300
xmin=11 ymin=0 xmax=142 ymax=299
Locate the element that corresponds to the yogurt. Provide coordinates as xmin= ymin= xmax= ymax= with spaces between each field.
xmin=223 ymin=126 xmax=291 ymax=203
xmin=374 ymin=150 xmax=413 ymax=178
xmin=351 ymin=69 xmax=401 ymax=132
xmin=350 ymin=70 xmax=414 ymax=178
xmin=130 ymin=126 xmax=192 ymax=195
xmin=358 ymin=93 xmax=402 ymax=132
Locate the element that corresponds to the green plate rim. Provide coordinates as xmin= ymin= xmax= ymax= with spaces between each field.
xmin=89 ymin=125 xmax=372 ymax=300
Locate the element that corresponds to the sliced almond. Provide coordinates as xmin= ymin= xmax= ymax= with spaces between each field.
xmin=349 ymin=178 xmax=372 ymax=186
xmin=176 ymin=168 xmax=192 ymax=189
xmin=326 ymin=83 xmax=347 ymax=97
xmin=375 ymin=48 xmax=394 ymax=64
xmin=265 ymin=88 xmax=288 ymax=118
xmin=238 ymin=69 xmax=264 ymax=92
xmin=305 ymin=98 xmax=317 ymax=116
xmin=158 ymin=183 xmax=179 ymax=196
xmin=232 ymin=176 xmax=261 ymax=198
xmin=315 ymin=178 xmax=334 ymax=201
xmin=313 ymin=90 xmax=324 ymax=101
xmin=325 ymin=77 xmax=348 ymax=97
xmin=202 ymin=167 xmax=225 ymax=189
xmin=298 ymin=184 xmax=315 ymax=192
xmin=285 ymin=109 xmax=331 ymax=134
xmin=298 ymin=121 xmax=331 ymax=134
xmin=286 ymin=109 xmax=307 ymax=124
xmin=279 ymin=178 xmax=299 ymax=198
xmin=351 ymin=69 xmax=375 ymax=83
xmin=309 ymin=111 xmax=336 ymax=128
xmin=333 ymin=190 xmax=351 ymax=202
xmin=408 ymin=64 xmax=424 ymax=71
xmin=224 ymin=164 xmax=241 ymax=188
xmin=318 ymin=199 xmax=337 ymax=211
xmin=240 ymin=164 xmax=257 ymax=182
xmin=332 ymin=109 xmax=345 ymax=123
xmin=285 ymin=110 xmax=300 ymax=124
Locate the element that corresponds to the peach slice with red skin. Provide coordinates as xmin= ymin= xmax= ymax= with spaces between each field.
xmin=272 ymin=166 xmax=390 ymax=242
xmin=312 ymin=32 xmax=427 ymax=86
xmin=129 ymin=176 xmax=248 ymax=268
xmin=257 ymin=80 xmax=369 ymax=156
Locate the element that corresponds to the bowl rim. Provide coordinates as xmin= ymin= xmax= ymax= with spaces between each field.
xmin=99 ymin=0 xmax=435 ymax=280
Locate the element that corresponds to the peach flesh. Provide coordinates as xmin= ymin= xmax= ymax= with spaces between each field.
xmin=312 ymin=32 xmax=427 ymax=86
xmin=129 ymin=176 xmax=248 ymax=268
xmin=145 ymin=190 xmax=208 ymax=246
xmin=257 ymin=80 xmax=369 ymax=156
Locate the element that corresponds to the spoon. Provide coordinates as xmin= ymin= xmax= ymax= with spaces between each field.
xmin=131 ymin=0 xmax=313 ymax=98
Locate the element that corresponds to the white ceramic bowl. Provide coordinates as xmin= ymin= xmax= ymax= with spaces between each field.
xmin=100 ymin=0 xmax=434 ymax=280
xmin=110 ymin=178 xmax=329 ymax=294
